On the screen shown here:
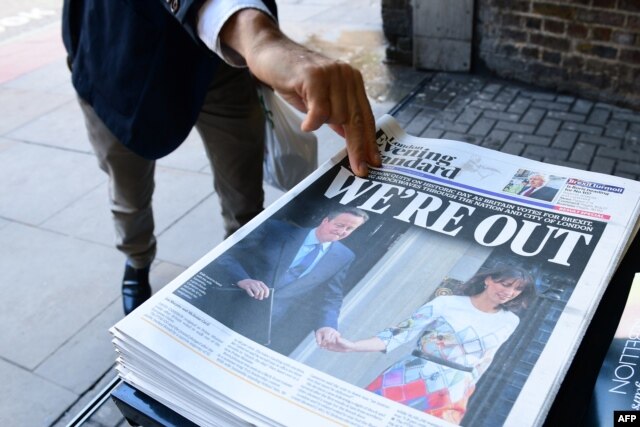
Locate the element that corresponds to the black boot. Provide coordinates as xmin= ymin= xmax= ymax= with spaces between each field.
xmin=122 ymin=264 xmax=151 ymax=315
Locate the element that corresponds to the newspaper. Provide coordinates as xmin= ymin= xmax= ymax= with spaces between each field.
xmin=111 ymin=114 xmax=640 ymax=426
xmin=585 ymin=273 xmax=640 ymax=426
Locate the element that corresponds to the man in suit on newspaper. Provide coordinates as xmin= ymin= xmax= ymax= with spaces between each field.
xmin=518 ymin=174 xmax=559 ymax=202
xmin=210 ymin=206 xmax=368 ymax=355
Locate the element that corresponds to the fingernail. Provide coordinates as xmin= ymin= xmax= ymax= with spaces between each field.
xmin=358 ymin=161 xmax=368 ymax=175
xmin=374 ymin=152 xmax=382 ymax=165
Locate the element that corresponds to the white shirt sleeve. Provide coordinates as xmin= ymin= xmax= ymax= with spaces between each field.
xmin=197 ymin=0 xmax=275 ymax=67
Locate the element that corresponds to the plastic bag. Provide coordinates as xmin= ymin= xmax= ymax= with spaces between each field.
xmin=257 ymin=85 xmax=318 ymax=192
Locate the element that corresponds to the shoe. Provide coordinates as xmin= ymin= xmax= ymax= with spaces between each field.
xmin=122 ymin=264 xmax=152 ymax=315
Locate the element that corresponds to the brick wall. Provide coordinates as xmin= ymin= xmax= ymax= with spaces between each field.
xmin=475 ymin=0 xmax=640 ymax=110
xmin=381 ymin=0 xmax=640 ymax=110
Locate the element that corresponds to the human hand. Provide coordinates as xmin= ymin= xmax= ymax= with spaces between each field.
xmin=220 ymin=10 xmax=380 ymax=177
xmin=315 ymin=327 xmax=341 ymax=347
xmin=319 ymin=335 xmax=355 ymax=353
xmin=236 ymin=279 xmax=270 ymax=300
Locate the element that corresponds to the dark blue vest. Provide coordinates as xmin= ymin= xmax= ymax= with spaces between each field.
xmin=62 ymin=0 xmax=276 ymax=159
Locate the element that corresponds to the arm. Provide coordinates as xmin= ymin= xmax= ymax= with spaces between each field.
xmin=212 ymin=220 xmax=282 ymax=299
xmin=324 ymin=298 xmax=447 ymax=353
xmin=309 ymin=247 xmax=353 ymax=345
xmin=323 ymin=336 xmax=386 ymax=353
xmin=322 ymin=305 xmax=432 ymax=353
xmin=315 ymin=259 xmax=349 ymax=332
xmin=219 ymin=9 xmax=380 ymax=177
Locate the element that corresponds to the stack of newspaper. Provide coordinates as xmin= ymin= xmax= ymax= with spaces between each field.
xmin=111 ymin=115 xmax=640 ymax=426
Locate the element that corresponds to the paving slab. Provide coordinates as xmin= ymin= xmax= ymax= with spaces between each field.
xmin=6 ymin=99 xmax=93 ymax=153
xmin=41 ymin=165 xmax=215 ymax=249
xmin=156 ymin=129 xmax=212 ymax=173
xmin=51 ymin=370 xmax=122 ymax=427
xmin=37 ymin=261 xmax=193 ymax=426
xmin=3 ymin=58 xmax=74 ymax=95
xmin=156 ymin=184 xmax=285 ymax=268
xmin=149 ymin=261 xmax=191 ymax=294
xmin=0 ymin=86 xmax=72 ymax=135
xmin=155 ymin=195 xmax=224 ymax=268
xmin=0 ymin=358 xmax=77 ymax=427
xmin=150 ymin=166 xmax=217 ymax=236
xmin=35 ymin=300 xmax=122 ymax=394
xmin=40 ymin=182 xmax=116 ymax=247
xmin=277 ymin=3 xmax=327 ymax=27
xmin=279 ymin=0 xmax=348 ymax=5
xmin=0 ymin=2 xmax=61 ymax=42
xmin=0 ymin=23 xmax=66 ymax=84
xmin=0 ymin=138 xmax=105 ymax=225
xmin=304 ymin=1 xmax=381 ymax=30
xmin=0 ymin=222 xmax=121 ymax=369
xmin=278 ymin=0 xmax=359 ymax=32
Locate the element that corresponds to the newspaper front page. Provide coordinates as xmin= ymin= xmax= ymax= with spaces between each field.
xmin=112 ymin=115 xmax=640 ymax=426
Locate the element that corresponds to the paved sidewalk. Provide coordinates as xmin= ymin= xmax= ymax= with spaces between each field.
xmin=0 ymin=1 xmax=638 ymax=427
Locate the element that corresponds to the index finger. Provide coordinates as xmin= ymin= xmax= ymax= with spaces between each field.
xmin=342 ymin=70 xmax=379 ymax=177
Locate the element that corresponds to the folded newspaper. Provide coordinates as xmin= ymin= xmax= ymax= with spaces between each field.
xmin=111 ymin=114 xmax=640 ymax=426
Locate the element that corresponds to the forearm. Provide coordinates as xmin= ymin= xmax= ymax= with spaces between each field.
xmin=317 ymin=277 xmax=345 ymax=331
xmin=219 ymin=9 xmax=310 ymax=95
xmin=349 ymin=337 xmax=386 ymax=353
xmin=214 ymin=254 xmax=251 ymax=285
xmin=218 ymin=9 xmax=380 ymax=177
xmin=220 ymin=9 xmax=282 ymax=70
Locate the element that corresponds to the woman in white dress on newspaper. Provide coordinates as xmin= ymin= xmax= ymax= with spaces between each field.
xmin=324 ymin=266 xmax=536 ymax=424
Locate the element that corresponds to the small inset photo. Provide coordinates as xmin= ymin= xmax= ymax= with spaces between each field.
xmin=503 ymin=169 xmax=566 ymax=202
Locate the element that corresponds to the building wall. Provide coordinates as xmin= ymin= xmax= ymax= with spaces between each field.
xmin=476 ymin=0 xmax=640 ymax=110
xmin=381 ymin=0 xmax=413 ymax=64
xmin=381 ymin=0 xmax=640 ymax=110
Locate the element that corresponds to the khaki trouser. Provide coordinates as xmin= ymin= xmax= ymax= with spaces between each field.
xmin=78 ymin=63 xmax=264 ymax=269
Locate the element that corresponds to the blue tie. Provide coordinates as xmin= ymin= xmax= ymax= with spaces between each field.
xmin=286 ymin=243 xmax=322 ymax=281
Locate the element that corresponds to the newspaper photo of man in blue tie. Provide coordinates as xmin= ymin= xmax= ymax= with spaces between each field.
xmin=206 ymin=206 xmax=369 ymax=355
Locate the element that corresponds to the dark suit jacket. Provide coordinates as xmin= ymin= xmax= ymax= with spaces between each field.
xmin=521 ymin=185 xmax=558 ymax=202
xmin=62 ymin=0 xmax=276 ymax=159
xmin=208 ymin=219 xmax=356 ymax=352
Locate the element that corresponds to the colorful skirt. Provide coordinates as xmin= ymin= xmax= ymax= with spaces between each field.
xmin=366 ymin=355 xmax=475 ymax=424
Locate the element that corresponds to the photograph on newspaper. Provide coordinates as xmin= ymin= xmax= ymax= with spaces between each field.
xmin=166 ymin=116 xmax=632 ymax=426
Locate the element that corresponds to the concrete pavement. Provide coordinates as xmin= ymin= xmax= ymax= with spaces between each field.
xmin=0 ymin=0 xmax=638 ymax=426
